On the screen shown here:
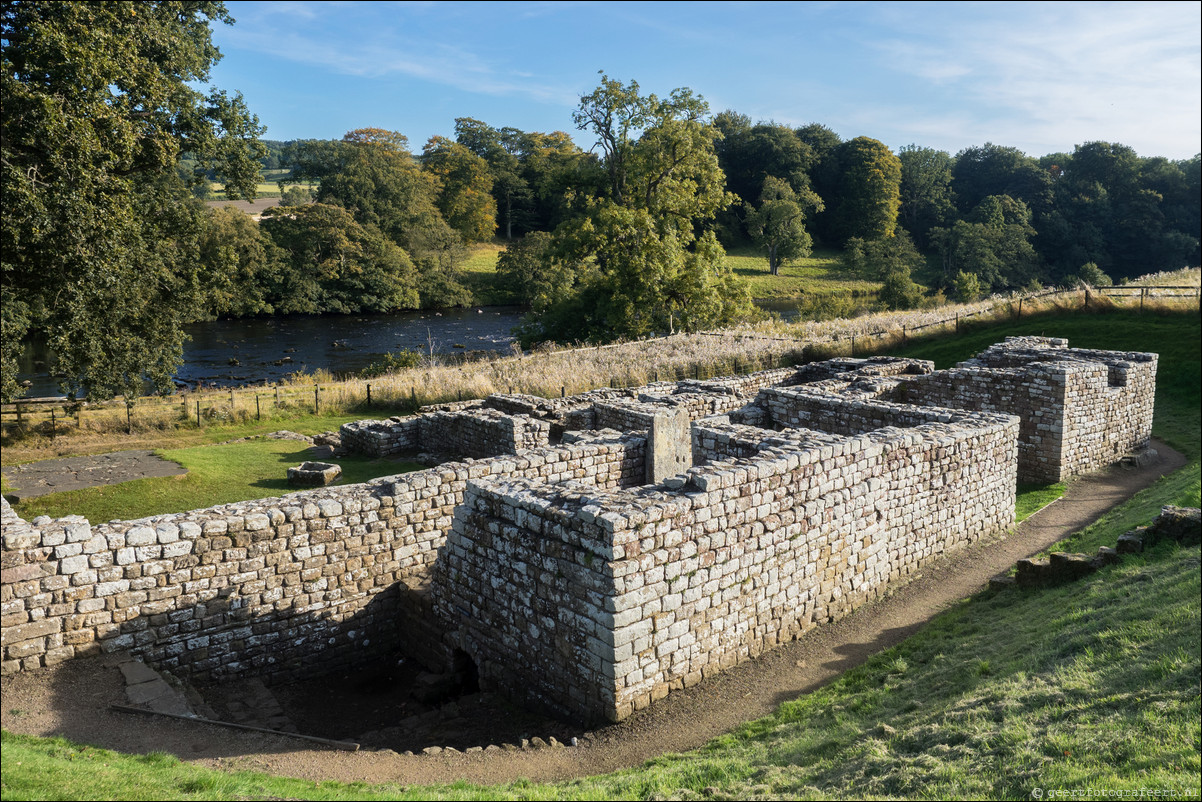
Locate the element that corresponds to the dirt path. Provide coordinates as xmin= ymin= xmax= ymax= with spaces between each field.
xmin=0 ymin=442 xmax=1185 ymax=788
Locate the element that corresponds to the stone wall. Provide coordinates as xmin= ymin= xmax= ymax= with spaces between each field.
xmin=436 ymin=409 xmax=1018 ymax=723
xmin=691 ymin=420 xmax=845 ymax=464
xmin=1 ymin=437 xmax=645 ymax=679
xmin=339 ymin=416 xmax=421 ymax=457
xmin=418 ymin=409 xmax=552 ymax=458
xmin=897 ymin=337 xmax=1156 ymax=483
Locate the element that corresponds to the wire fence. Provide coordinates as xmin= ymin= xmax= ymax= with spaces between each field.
xmin=3 ymin=282 xmax=1198 ymax=440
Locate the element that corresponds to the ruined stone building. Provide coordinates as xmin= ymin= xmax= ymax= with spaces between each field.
xmin=1 ymin=337 xmax=1157 ymax=723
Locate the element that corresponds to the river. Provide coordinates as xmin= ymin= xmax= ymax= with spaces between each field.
xmin=17 ymin=300 xmax=813 ymax=397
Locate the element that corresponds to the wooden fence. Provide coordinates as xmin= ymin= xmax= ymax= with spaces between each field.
xmin=3 ymin=283 xmax=1198 ymax=439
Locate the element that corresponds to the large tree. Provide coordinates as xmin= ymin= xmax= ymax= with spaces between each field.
xmin=297 ymin=128 xmax=470 ymax=306
xmin=422 ymin=135 xmax=497 ymax=243
xmin=1 ymin=1 xmax=265 ymax=401
xmin=745 ymin=176 xmax=823 ymax=275
xmin=829 ymin=137 xmax=903 ymax=244
xmin=260 ymin=204 xmax=419 ymax=314
xmin=897 ymin=144 xmax=956 ymax=248
xmin=930 ymin=194 xmax=1040 ymax=290
xmin=531 ymin=75 xmax=752 ymax=342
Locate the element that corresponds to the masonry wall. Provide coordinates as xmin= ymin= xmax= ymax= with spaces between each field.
xmin=435 ymin=411 xmax=1019 ymax=723
xmin=340 ymin=416 xmax=422 ymax=457
xmin=691 ymin=420 xmax=845 ymax=464
xmin=418 ymin=409 xmax=552 ymax=457
xmin=0 ymin=438 xmax=645 ymax=679
xmin=897 ymin=342 xmax=1157 ymax=483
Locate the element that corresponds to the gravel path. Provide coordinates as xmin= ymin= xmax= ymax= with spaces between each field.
xmin=0 ymin=441 xmax=1185 ymax=789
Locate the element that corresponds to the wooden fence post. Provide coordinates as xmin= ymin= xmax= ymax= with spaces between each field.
xmin=314 ymin=385 xmax=320 ymax=413
xmin=366 ymin=384 xmax=372 ymax=406
xmin=256 ymin=395 xmax=261 ymax=421
xmin=197 ymin=400 xmax=201 ymax=427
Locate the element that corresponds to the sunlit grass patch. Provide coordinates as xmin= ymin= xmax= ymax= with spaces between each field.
xmin=11 ymin=438 xmax=423 ymax=523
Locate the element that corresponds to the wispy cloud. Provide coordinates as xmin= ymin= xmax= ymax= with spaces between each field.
xmin=218 ymin=9 xmax=580 ymax=106
xmin=868 ymin=2 xmax=1201 ymax=156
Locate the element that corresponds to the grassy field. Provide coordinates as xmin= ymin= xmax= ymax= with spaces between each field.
xmin=8 ymin=437 xmax=423 ymax=524
xmin=447 ymin=241 xmax=877 ymax=309
xmin=2 ymin=308 xmax=1198 ymax=800
xmin=722 ymin=245 xmax=879 ymax=300
xmin=458 ymin=242 xmax=515 ymax=306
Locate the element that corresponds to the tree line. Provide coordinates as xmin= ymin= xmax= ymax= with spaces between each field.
xmin=3 ymin=3 xmax=1199 ymax=401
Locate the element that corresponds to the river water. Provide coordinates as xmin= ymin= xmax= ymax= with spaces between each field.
xmin=17 ymin=300 xmax=811 ymax=397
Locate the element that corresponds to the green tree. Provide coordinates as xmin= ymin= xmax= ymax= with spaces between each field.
xmin=301 ymin=129 xmax=471 ymax=307
xmin=952 ymin=270 xmax=983 ymax=302
xmin=454 ymin=117 xmax=533 ymax=240
xmin=878 ymin=264 xmax=926 ymax=310
xmin=830 ymin=137 xmax=903 ymax=244
xmin=495 ymin=232 xmax=573 ymax=311
xmin=930 ymin=194 xmax=1040 ymax=290
xmin=898 ymin=145 xmax=956 ymax=249
xmin=199 ymin=206 xmax=280 ymax=317
xmin=952 ymin=142 xmax=1053 ymax=215
xmin=745 ymin=177 xmax=823 ymax=275
xmin=260 ymin=204 xmax=419 ymax=314
xmin=532 ymin=75 xmax=752 ymax=342
xmin=845 ymin=231 xmax=925 ymax=281
xmin=422 ymin=136 xmax=497 ymax=243
xmin=1 ymin=0 xmax=266 ymax=400
xmin=517 ymin=130 xmax=600 ymax=232
xmin=279 ymin=185 xmax=312 ymax=206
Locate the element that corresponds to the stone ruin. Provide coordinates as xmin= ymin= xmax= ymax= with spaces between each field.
xmin=1 ymin=337 xmax=1158 ymax=724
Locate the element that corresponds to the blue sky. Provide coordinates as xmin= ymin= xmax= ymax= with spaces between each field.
xmin=209 ymin=1 xmax=1202 ymax=160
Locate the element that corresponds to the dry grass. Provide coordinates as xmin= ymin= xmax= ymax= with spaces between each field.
xmin=4 ymin=272 xmax=1197 ymax=461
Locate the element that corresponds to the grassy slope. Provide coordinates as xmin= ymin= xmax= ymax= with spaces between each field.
xmin=723 ymin=245 xmax=879 ymax=300
xmin=2 ymin=309 xmax=1199 ymax=801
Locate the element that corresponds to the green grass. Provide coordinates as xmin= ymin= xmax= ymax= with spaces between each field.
xmin=1016 ymin=483 xmax=1067 ymax=522
xmin=4 ymin=308 xmax=1199 ymax=800
xmin=457 ymin=242 xmax=516 ymax=306
xmin=723 ymin=245 xmax=880 ymax=300
xmin=9 ymin=438 xmax=423 ymax=523
xmin=452 ymin=241 xmax=881 ymax=309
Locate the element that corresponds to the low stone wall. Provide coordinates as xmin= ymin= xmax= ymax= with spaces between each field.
xmin=339 ymin=416 xmax=421 ymax=457
xmin=419 ymin=409 xmax=552 ymax=458
xmin=692 ymin=420 xmax=844 ymax=464
xmin=761 ymin=385 xmax=981 ymax=435
xmin=1 ymin=437 xmax=645 ymax=679
xmin=436 ymin=408 xmax=1018 ymax=723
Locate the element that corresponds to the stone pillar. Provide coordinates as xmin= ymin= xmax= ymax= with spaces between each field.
xmin=646 ymin=407 xmax=692 ymax=485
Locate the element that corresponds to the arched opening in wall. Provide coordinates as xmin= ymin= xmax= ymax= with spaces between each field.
xmin=201 ymin=642 xmax=579 ymax=752
xmin=450 ymin=648 xmax=479 ymax=694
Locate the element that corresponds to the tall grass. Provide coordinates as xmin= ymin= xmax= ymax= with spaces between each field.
xmin=4 ymin=270 xmax=1198 ymax=460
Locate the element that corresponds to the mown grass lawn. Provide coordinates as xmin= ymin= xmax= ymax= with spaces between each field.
xmin=9 ymin=438 xmax=423 ymax=524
